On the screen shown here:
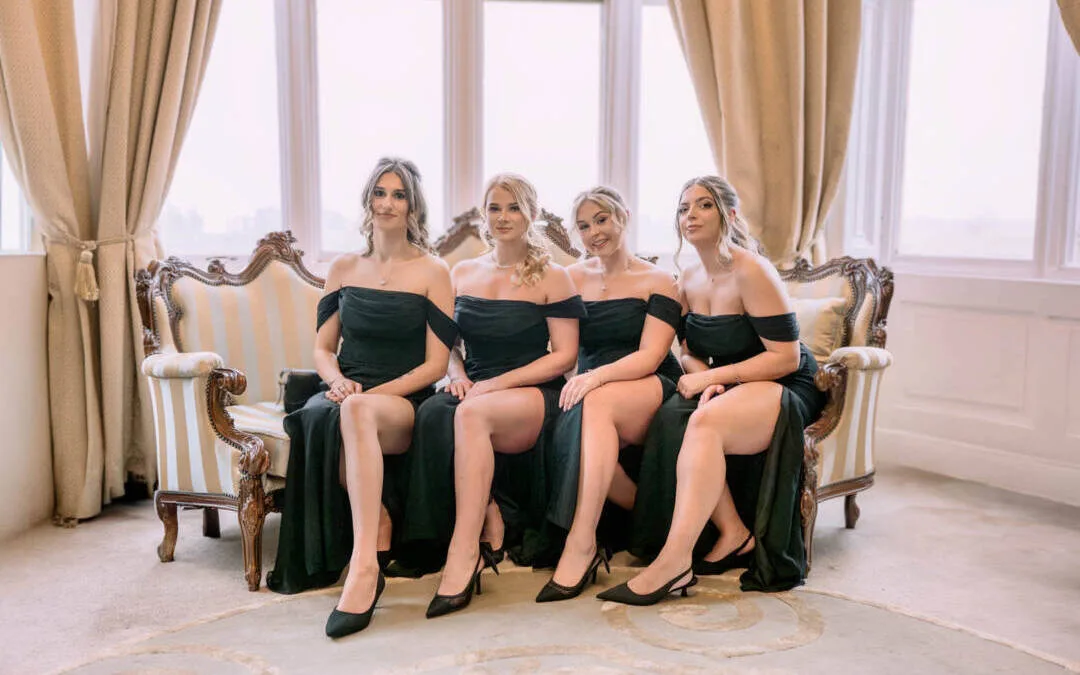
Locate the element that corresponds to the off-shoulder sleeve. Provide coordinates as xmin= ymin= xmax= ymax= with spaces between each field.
xmin=543 ymin=294 xmax=588 ymax=319
xmin=645 ymin=294 xmax=682 ymax=331
xmin=748 ymin=312 xmax=800 ymax=342
xmin=426 ymin=299 xmax=459 ymax=349
xmin=316 ymin=291 xmax=341 ymax=332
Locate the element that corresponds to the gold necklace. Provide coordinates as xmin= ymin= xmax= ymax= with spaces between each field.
xmin=377 ymin=257 xmax=393 ymax=286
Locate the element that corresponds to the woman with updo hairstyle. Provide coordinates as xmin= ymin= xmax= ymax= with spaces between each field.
xmin=599 ymin=175 xmax=826 ymax=605
xmin=399 ymin=173 xmax=586 ymax=619
xmin=267 ymin=158 xmax=456 ymax=639
xmin=535 ymin=185 xmax=684 ymax=602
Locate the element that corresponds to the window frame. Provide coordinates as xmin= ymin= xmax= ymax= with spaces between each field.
xmin=265 ymin=0 xmax=687 ymax=265
xmin=839 ymin=0 xmax=1080 ymax=282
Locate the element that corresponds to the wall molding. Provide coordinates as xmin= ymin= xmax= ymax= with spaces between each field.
xmin=877 ymin=428 xmax=1080 ymax=508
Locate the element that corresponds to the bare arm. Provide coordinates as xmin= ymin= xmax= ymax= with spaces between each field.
xmin=314 ymin=256 xmax=358 ymax=395
xmin=368 ymin=259 xmax=455 ymax=397
xmin=589 ymin=274 xmax=679 ymax=385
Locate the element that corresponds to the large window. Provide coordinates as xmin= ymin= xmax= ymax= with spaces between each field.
xmin=483 ymin=1 xmax=601 ymax=220
xmin=149 ymin=1 xmax=717 ymax=260
xmin=898 ymin=0 xmax=1050 ymax=260
xmin=636 ymin=3 xmax=715 ymax=254
xmin=317 ymin=1 xmax=443 ymax=253
xmin=157 ymin=0 xmax=281 ymax=256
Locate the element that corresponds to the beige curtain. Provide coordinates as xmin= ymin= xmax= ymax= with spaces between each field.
xmin=669 ymin=0 xmax=862 ymax=265
xmin=1061 ymin=0 xmax=1080 ymax=54
xmin=0 ymin=1 xmax=101 ymax=521
xmin=88 ymin=0 xmax=220 ymax=500
xmin=0 ymin=0 xmax=219 ymax=522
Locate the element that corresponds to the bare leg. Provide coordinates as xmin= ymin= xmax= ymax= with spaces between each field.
xmin=702 ymin=485 xmax=755 ymax=561
xmin=336 ymin=394 xmax=415 ymax=613
xmin=608 ymin=465 xmax=637 ymax=510
xmin=552 ymin=377 xmax=662 ymax=587
xmin=626 ymin=383 xmax=782 ymax=595
xmin=436 ymin=388 xmax=546 ymax=596
xmin=481 ymin=498 xmax=504 ymax=551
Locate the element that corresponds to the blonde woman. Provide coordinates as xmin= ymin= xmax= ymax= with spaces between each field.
xmin=267 ymin=158 xmax=456 ymax=640
xmin=537 ymin=186 xmax=683 ymax=602
xmin=599 ymin=176 xmax=826 ymax=605
xmin=402 ymin=173 xmax=586 ymax=619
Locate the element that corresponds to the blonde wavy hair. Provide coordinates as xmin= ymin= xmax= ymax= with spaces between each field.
xmin=359 ymin=157 xmax=432 ymax=256
xmin=673 ymin=175 xmax=762 ymax=271
xmin=570 ymin=185 xmax=630 ymax=251
xmin=483 ymin=173 xmax=551 ymax=287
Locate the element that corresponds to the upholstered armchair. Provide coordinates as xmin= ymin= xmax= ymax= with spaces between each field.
xmin=780 ymin=257 xmax=894 ymax=567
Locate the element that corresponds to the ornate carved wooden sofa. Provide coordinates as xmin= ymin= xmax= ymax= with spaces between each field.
xmin=136 ymin=210 xmax=891 ymax=590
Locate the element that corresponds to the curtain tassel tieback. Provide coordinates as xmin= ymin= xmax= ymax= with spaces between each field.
xmin=51 ymin=234 xmax=137 ymax=302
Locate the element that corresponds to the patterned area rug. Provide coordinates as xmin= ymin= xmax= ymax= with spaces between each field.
xmin=58 ymin=567 xmax=1076 ymax=674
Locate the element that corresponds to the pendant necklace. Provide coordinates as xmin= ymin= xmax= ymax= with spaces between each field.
xmin=599 ymin=257 xmax=631 ymax=293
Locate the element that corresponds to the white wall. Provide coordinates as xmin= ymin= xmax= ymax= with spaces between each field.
xmin=0 ymin=254 xmax=52 ymax=540
xmin=876 ymin=271 xmax=1080 ymax=506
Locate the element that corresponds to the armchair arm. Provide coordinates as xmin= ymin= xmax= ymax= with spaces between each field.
xmin=141 ymin=351 xmax=224 ymax=379
xmin=806 ymin=346 xmax=893 ymax=443
xmin=207 ymin=368 xmax=270 ymax=476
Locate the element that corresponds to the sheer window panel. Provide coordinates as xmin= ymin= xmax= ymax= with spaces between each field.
xmin=898 ymin=0 xmax=1050 ymax=260
xmin=484 ymin=0 xmax=600 ymax=224
xmin=157 ymin=0 xmax=282 ymax=256
xmin=317 ymin=0 xmax=443 ymax=255
xmin=1 ymin=145 xmax=29 ymax=251
xmin=636 ymin=3 xmax=715 ymax=254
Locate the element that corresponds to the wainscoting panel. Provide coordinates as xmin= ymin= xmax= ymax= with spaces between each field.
xmin=877 ymin=272 xmax=1080 ymax=506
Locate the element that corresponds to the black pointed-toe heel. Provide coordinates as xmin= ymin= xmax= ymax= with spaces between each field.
xmin=535 ymin=546 xmax=611 ymax=603
xmin=692 ymin=533 xmax=755 ymax=576
xmin=425 ymin=543 xmax=500 ymax=619
xmin=325 ymin=571 xmax=386 ymax=639
xmin=595 ymin=567 xmax=697 ymax=607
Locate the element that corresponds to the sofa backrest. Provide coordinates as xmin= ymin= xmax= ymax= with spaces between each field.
xmin=136 ymin=232 xmax=324 ymax=404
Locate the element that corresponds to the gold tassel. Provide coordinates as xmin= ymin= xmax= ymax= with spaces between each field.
xmin=74 ymin=249 xmax=100 ymax=302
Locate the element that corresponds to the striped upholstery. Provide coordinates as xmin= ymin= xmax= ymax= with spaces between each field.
xmin=168 ymin=261 xmax=322 ymax=404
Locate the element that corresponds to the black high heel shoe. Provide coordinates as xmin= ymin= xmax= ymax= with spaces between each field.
xmin=325 ymin=571 xmax=386 ymax=638
xmin=692 ymin=532 xmax=755 ymax=576
xmin=596 ymin=567 xmax=697 ymax=606
xmin=425 ymin=542 xmax=500 ymax=619
xmin=535 ymin=546 xmax=611 ymax=603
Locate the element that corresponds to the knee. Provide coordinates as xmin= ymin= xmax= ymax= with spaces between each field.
xmin=340 ymin=394 xmax=376 ymax=427
xmin=687 ymin=406 xmax=723 ymax=440
xmin=454 ymin=399 xmax=491 ymax=436
xmin=582 ymin=387 xmax=616 ymax=418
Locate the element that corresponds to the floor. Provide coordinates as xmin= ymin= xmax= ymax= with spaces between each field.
xmin=0 ymin=464 xmax=1077 ymax=674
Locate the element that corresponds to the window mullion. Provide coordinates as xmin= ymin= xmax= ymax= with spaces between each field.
xmin=445 ymin=0 xmax=483 ymax=219
xmin=600 ymin=0 xmax=640 ymax=244
xmin=275 ymin=0 xmax=322 ymax=259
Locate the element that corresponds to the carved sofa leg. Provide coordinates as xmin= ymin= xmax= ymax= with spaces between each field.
xmin=845 ymin=494 xmax=861 ymax=529
xmin=238 ymin=476 xmax=267 ymax=591
xmin=800 ymin=438 xmax=821 ymax=573
xmin=155 ymin=491 xmax=178 ymax=563
xmin=203 ymin=508 xmax=221 ymax=538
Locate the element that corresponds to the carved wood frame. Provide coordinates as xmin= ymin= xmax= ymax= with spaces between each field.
xmin=778 ymin=256 xmax=894 ymax=570
xmin=136 ymin=231 xmax=324 ymax=591
xmin=433 ymin=207 xmax=583 ymax=259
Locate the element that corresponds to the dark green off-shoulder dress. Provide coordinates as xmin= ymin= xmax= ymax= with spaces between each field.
xmin=398 ymin=294 xmax=587 ymax=569
xmin=631 ymin=312 xmax=827 ymax=592
xmin=545 ymin=294 xmax=684 ymax=553
xmin=266 ymin=286 xmax=457 ymax=595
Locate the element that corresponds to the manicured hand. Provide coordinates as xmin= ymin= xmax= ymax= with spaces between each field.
xmin=697 ymin=384 xmax=726 ymax=408
xmin=327 ymin=377 xmax=362 ymax=403
xmin=447 ymin=377 xmax=474 ymax=400
xmin=559 ymin=372 xmax=602 ymax=411
xmin=677 ymin=371 xmax=712 ymax=399
xmin=464 ymin=377 xmax=503 ymax=400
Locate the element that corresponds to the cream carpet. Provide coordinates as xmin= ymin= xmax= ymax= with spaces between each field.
xmin=3 ymin=466 xmax=1079 ymax=674
xmin=56 ymin=566 xmax=1073 ymax=674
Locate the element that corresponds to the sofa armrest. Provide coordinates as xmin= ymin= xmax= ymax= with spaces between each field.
xmin=806 ymin=346 xmax=893 ymax=443
xmin=142 ymin=351 xmax=224 ymax=379
xmin=207 ymin=368 xmax=270 ymax=477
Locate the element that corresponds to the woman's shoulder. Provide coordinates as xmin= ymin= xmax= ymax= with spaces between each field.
xmin=732 ymin=247 xmax=779 ymax=283
xmin=637 ymin=261 xmax=679 ymax=299
xmin=540 ymin=262 xmax=576 ymax=299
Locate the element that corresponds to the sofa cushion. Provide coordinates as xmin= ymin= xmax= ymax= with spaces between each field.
xmin=226 ymin=401 xmax=290 ymax=479
xmin=793 ymin=296 xmax=847 ymax=362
